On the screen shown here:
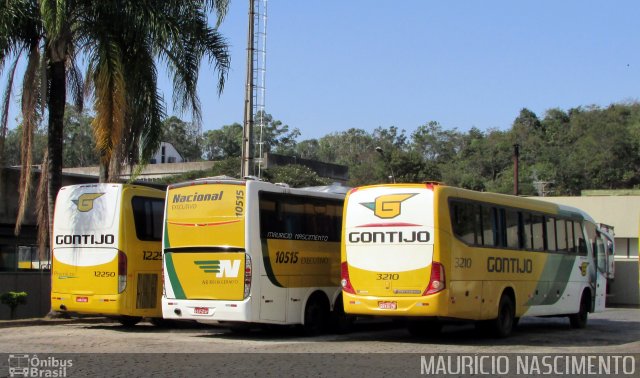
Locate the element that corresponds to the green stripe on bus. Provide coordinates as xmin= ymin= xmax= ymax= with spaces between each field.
xmin=261 ymin=239 xmax=284 ymax=288
xmin=163 ymin=216 xmax=171 ymax=249
xmin=165 ymin=252 xmax=186 ymax=299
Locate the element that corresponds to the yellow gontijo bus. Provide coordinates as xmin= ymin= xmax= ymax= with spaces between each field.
xmin=341 ymin=183 xmax=607 ymax=337
xmin=51 ymin=184 xmax=165 ymax=326
xmin=162 ymin=178 xmax=347 ymax=334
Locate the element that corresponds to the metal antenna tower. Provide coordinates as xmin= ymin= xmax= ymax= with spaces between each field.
xmin=240 ymin=0 xmax=268 ymax=178
xmin=253 ymin=0 xmax=268 ymax=177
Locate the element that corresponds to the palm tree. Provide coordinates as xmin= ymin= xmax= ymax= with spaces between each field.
xmin=1 ymin=0 xmax=230 ymax=250
xmin=81 ymin=1 xmax=230 ymax=182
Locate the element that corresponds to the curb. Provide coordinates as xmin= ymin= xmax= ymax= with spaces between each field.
xmin=0 ymin=317 xmax=114 ymax=328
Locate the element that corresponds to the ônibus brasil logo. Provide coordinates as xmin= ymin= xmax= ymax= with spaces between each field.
xmin=72 ymin=193 xmax=104 ymax=212
xmin=194 ymin=260 xmax=241 ymax=278
xmin=360 ymin=193 xmax=416 ymax=219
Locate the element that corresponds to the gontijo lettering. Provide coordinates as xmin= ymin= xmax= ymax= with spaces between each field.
xmin=348 ymin=230 xmax=430 ymax=243
xmin=55 ymin=234 xmax=115 ymax=245
xmin=487 ymin=257 xmax=533 ymax=273
xmin=172 ymin=191 xmax=224 ymax=203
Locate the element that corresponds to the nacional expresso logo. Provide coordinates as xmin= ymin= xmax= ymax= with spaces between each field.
xmin=360 ymin=193 xmax=416 ymax=219
xmin=72 ymin=193 xmax=104 ymax=212
xmin=194 ymin=260 xmax=241 ymax=278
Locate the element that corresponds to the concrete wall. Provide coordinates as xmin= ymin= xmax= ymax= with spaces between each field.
xmin=608 ymin=260 xmax=640 ymax=306
xmin=0 ymin=272 xmax=51 ymax=320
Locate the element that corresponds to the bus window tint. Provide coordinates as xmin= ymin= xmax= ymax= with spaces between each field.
xmin=522 ymin=213 xmax=533 ymax=250
xmin=532 ymin=215 xmax=545 ymax=251
xmin=481 ymin=206 xmax=496 ymax=247
xmin=575 ymin=222 xmax=587 ymax=255
xmin=505 ymin=210 xmax=519 ymax=249
xmin=132 ymin=197 xmax=164 ymax=241
xmin=259 ymin=192 xmax=342 ymax=242
xmin=557 ymin=219 xmax=568 ymax=252
xmin=451 ymin=201 xmax=476 ymax=245
xmin=546 ymin=217 xmax=557 ymax=251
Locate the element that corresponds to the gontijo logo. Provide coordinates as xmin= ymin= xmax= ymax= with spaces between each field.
xmin=72 ymin=193 xmax=104 ymax=212
xmin=194 ymin=260 xmax=241 ymax=277
xmin=360 ymin=193 xmax=416 ymax=219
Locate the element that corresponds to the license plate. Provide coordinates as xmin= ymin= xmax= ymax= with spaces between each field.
xmin=76 ymin=297 xmax=88 ymax=303
xmin=194 ymin=307 xmax=209 ymax=315
xmin=378 ymin=301 xmax=397 ymax=310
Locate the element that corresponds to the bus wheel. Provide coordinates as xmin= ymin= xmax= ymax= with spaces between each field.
xmin=491 ymin=294 xmax=515 ymax=338
xmin=330 ymin=296 xmax=354 ymax=334
xmin=149 ymin=318 xmax=174 ymax=328
xmin=569 ymin=291 xmax=590 ymax=329
xmin=407 ymin=319 xmax=442 ymax=338
xmin=118 ymin=316 xmax=142 ymax=327
xmin=303 ymin=294 xmax=329 ymax=336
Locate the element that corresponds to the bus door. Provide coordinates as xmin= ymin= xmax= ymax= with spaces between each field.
xmin=594 ymin=231 xmax=607 ymax=311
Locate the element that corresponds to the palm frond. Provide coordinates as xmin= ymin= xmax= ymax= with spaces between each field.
xmin=15 ymin=41 xmax=41 ymax=235
xmin=1 ymin=55 xmax=21 ymax=162
xmin=89 ymin=38 xmax=126 ymax=182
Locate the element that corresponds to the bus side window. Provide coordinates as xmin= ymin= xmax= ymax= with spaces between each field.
xmin=132 ymin=196 xmax=164 ymax=241
xmin=451 ymin=201 xmax=476 ymax=246
xmin=574 ymin=221 xmax=587 ymax=255
xmin=522 ymin=212 xmax=533 ymax=250
xmin=556 ymin=219 xmax=568 ymax=252
xmin=505 ymin=209 xmax=520 ymax=249
xmin=546 ymin=217 xmax=557 ymax=252
xmin=531 ymin=214 xmax=545 ymax=251
xmin=481 ymin=205 xmax=496 ymax=247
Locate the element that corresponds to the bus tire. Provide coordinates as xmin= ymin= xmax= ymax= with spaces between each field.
xmin=303 ymin=293 xmax=329 ymax=336
xmin=330 ymin=295 xmax=354 ymax=334
xmin=491 ymin=293 xmax=515 ymax=338
xmin=407 ymin=319 xmax=442 ymax=338
xmin=149 ymin=317 xmax=174 ymax=328
xmin=569 ymin=291 xmax=590 ymax=329
xmin=118 ymin=316 xmax=142 ymax=327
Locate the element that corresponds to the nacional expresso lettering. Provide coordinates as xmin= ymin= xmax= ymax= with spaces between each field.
xmin=487 ymin=257 xmax=533 ymax=273
xmin=172 ymin=191 xmax=224 ymax=203
xmin=348 ymin=230 xmax=430 ymax=243
xmin=55 ymin=234 xmax=115 ymax=245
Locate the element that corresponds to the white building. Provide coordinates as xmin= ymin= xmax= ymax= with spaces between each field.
xmin=149 ymin=142 xmax=183 ymax=164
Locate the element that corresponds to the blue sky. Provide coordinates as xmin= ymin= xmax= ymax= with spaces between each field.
xmin=4 ymin=1 xmax=640 ymax=141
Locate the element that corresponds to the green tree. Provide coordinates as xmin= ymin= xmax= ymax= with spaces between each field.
xmin=202 ymin=123 xmax=243 ymax=160
xmin=254 ymin=112 xmax=300 ymax=156
xmin=2 ymin=1 xmax=230 ymax=253
xmin=162 ymin=116 xmax=202 ymax=162
xmin=63 ymin=105 xmax=98 ymax=167
xmin=262 ymin=164 xmax=330 ymax=187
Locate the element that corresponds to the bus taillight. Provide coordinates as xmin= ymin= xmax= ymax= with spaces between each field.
xmin=244 ymin=255 xmax=252 ymax=299
xmin=424 ymin=261 xmax=445 ymax=295
xmin=341 ymin=262 xmax=355 ymax=294
xmin=118 ymin=250 xmax=127 ymax=293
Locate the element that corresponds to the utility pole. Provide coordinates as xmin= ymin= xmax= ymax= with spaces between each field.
xmin=241 ymin=0 xmax=256 ymax=178
xmin=513 ymin=144 xmax=520 ymax=196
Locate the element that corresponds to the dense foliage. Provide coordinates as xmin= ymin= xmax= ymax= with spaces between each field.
xmin=12 ymin=102 xmax=639 ymax=193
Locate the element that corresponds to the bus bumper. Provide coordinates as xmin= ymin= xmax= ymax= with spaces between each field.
xmin=162 ymin=298 xmax=252 ymax=322
xmin=342 ymin=291 xmax=448 ymax=316
xmin=51 ymin=293 xmax=123 ymax=315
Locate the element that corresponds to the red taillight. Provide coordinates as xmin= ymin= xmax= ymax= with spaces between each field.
xmin=341 ymin=262 xmax=355 ymax=294
xmin=423 ymin=261 xmax=445 ymax=295
xmin=118 ymin=250 xmax=127 ymax=293
xmin=244 ymin=255 xmax=252 ymax=299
